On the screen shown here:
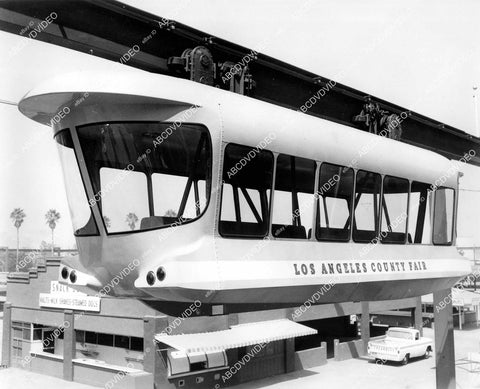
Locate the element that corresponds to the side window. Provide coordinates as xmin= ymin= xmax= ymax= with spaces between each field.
xmin=380 ymin=176 xmax=409 ymax=244
xmin=316 ymin=163 xmax=354 ymax=241
xmin=353 ymin=170 xmax=381 ymax=243
xmin=408 ymin=181 xmax=433 ymax=244
xmin=219 ymin=144 xmax=273 ymax=238
xmin=433 ymin=187 xmax=455 ymax=245
xmin=271 ymin=154 xmax=316 ymax=239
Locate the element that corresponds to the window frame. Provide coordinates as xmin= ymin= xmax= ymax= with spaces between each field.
xmin=408 ymin=181 xmax=435 ymax=245
xmin=271 ymin=153 xmax=317 ymax=241
xmin=379 ymin=175 xmax=410 ymax=245
xmin=55 ymin=128 xmax=100 ymax=237
xmin=432 ymin=186 xmax=455 ymax=246
xmin=315 ymin=162 xmax=355 ymax=243
xmin=352 ymin=169 xmax=382 ymax=243
xmin=218 ymin=142 xmax=274 ymax=239
xmin=75 ymin=121 xmax=213 ymax=236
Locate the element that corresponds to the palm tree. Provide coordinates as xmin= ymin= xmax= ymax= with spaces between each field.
xmin=125 ymin=213 xmax=138 ymax=230
xmin=103 ymin=216 xmax=112 ymax=229
xmin=45 ymin=209 xmax=61 ymax=255
xmin=164 ymin=209 xmax=177 ymax=217
xmin=10 ymin=208 xmax=26 ymax=271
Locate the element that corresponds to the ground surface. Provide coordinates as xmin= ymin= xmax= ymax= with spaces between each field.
xmin=1 ymin=325 xmax=480 ymax=388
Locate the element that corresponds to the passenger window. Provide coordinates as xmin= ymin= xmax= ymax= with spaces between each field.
xmin=219 ymin=144 xmax=273 ymax=238
xmin=271 ymin=154 xmax=316 ymax=239
xmin=408 ymin=181 xmax=433 ymax=244
xmin=433 ymin=187 xmax=455 ymax=245
xmin=381 ymin=176 xmax=409 ymax=244
xmin=316 ymin=163 xmax=354 ymax=241
xmin=353 ymin=170 xmax=381 ymax=242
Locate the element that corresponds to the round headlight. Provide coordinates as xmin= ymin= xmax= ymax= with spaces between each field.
xmin=146 ymin=271 xmax=155 ymax=286
xmin=61 ymin=267 xmax=69 ymax=279
xmin=156 ymin=267 xmax=166 ymax=281
xmin=69 ymin=270 xmax=77 ymax=283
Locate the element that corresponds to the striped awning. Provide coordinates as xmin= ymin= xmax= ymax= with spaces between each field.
xmin=155 ymin=319 xmax=317 ymax=353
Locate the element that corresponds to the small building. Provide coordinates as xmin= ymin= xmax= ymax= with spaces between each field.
xmin=422 ymin=289 xmax=480 ymax=329
xmin=1 ymin=258 xmax=423 ymax=388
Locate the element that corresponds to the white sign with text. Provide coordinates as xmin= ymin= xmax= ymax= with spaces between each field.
xmin=39 ymin=281 xmax=101 ymax=312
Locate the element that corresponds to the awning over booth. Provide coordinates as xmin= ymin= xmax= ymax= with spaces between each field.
xmin=155 ymin=319 xmax=317 ymax=353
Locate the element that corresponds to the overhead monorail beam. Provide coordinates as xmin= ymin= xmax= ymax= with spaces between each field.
xmin=1 ymin=0 xmax=479 ymax=166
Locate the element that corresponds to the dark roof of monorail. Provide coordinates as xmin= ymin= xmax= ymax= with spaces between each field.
xmin=1 ymin=0 xmax=480 ymax=166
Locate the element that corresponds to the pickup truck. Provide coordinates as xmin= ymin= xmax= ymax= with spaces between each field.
xmin=367 ymin=327 xmax=432 ymax=365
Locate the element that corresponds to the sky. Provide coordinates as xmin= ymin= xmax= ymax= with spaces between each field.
xmin=0 ymin=0 xmax=480 ymax=249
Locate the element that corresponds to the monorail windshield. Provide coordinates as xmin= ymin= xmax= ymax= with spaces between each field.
xmin=56 ymin=130 xmax=99 ymax=236
xmin=55 ymin=123 xmax=211 ymax=235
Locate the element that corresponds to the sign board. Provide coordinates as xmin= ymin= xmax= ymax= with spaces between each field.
xmin=50 ymin=280 xmax=83 ymax=294
xmin=39 ymin=281 xmax=100 ymax=312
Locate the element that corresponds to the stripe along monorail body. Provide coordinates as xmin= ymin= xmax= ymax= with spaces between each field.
xmin=18 ymin=70 xmax=471 ymax=315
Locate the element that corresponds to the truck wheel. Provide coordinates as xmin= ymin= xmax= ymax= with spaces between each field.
xmin=401 ymin=354 xmax=409 ymax=365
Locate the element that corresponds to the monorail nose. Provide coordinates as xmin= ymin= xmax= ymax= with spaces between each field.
xmin=58 ymin=262 xmax=102 ymax=293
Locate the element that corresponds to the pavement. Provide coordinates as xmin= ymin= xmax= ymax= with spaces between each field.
xmin=0 ymin=368 xmax=96 ymax=389
xmin=0 ymin=325 xmax=480 ymax=388
xmin=233 ymin=327 xmax=480 ymax=389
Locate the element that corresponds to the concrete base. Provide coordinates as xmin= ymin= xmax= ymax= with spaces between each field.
xmin=294 ymin=342 xmax=327 ymax=370
xmin=433 ymin=289 xmax=456 ymax=389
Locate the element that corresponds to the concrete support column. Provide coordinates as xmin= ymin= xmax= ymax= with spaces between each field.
xmin=144 ymin=315 xmax=173 ymax=389
xmin=285 ymin=338 xmax=295 ymax=373
xmin=320 ymin=341 xmax=327 ymax=365
xmin=433 ymin=289 xmax=456 ymax=389
xmin=1 ymin=302 xmax=12 ymax=367
xmin=413 ymin=297 xmax=423 ymax=336
xmin=333 ymin=339 xmax=340 ymax=360
xmin=63 ymin=310 xmax=75 ymax=381
xmin=225 ymin=348 xmax=240 ymax=386
xmin=361 ymin=301 xmax=370 ymax=355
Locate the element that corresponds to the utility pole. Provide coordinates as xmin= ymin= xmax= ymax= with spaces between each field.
xmin=474 ymin=86 xmax=479 ymax=137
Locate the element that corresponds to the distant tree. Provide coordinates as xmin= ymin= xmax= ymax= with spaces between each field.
xmin=10 ymin=208 xmax=26 ymax=271
xmin=45 ymin=209 xmax=61 ymax=255
xmin=103 ymin=216 xmax=112 ymax=229
xmin=125 ymin=212 xmax=138 ymax=230
xmin=164 ymin=209 xmax=177 ymax=217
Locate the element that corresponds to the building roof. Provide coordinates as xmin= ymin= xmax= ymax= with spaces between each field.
xmin=155 ymin=319 xmax=317 ymax=353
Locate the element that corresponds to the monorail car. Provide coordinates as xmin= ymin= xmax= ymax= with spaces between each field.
xmin=18 ymin=70 xmax=471 ymax=314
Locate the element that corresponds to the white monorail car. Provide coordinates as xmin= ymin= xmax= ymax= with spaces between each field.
xmin=18 ymin=71 xmax=471 ymax=312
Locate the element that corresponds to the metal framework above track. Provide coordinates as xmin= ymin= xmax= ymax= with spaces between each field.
xmin=1 ymin=0 xmax=479 ymax=165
